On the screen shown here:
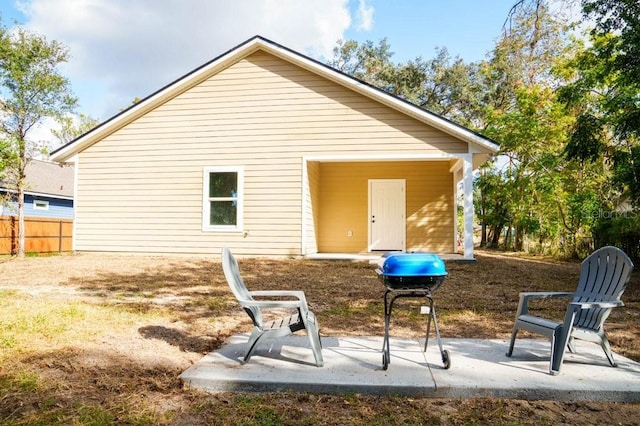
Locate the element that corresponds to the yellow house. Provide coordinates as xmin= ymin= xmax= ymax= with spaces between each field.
xmin=50 ymin=36 xmax=499 ymax=260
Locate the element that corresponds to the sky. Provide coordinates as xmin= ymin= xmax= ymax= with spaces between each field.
xmin=0 ymin=0 xmax=519 ymax=144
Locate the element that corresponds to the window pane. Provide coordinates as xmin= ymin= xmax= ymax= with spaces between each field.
xmin=34 ymin=200 xmax=49 ymax=210
xmin=209 ymin=201 xmax=237 ymax=226
xmin=209 ymin=172 xmax=237 ymax=197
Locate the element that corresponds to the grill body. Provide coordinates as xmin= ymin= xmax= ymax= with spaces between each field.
xmin=377 ymin=252 xmax=447 ymax=290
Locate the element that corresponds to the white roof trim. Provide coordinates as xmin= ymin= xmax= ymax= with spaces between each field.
xmin=26 ymin=191 xmax=74 ymax=200
xmin=0 ymin=188 xmax=73 ymax=200
xmin=51 ymin=36 xmax=498 ymax=162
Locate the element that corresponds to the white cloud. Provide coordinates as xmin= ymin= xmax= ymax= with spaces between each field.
xmin=355 ymin=0 xmax=374 ymax=31
xmin=17 ymin=0 xmax=357 ymax=120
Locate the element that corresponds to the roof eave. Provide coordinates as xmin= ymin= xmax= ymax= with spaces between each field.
xmin=25 ymin=191 xmax=74 ymax=200
xmin=50 ymin=36 xmax=499 ymax=161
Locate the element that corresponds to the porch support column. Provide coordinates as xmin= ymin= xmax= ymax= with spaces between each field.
xmin=462 ymin=155 xmax=474 ymax=260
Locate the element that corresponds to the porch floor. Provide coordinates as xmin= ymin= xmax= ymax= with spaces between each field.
xmin=305 ymin=252 xmax=468 ymax=263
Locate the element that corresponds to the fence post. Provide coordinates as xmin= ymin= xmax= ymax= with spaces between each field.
xmin=59 ymin=220 xmax=63 ymax=253
xmin=11 ymin=216 xmax=16 ymax=256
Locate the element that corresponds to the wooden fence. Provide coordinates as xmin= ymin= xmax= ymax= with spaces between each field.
xmin=0 ymin=216 xmax=73 ymax=255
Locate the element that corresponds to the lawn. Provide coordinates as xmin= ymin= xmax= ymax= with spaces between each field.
xmin=0 ymin=251 xmax=638 ymax=425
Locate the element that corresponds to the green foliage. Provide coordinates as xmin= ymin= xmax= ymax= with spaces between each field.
xmin=328 ymin=39 xmax=482 ymax=126
xmin=51 ymin=113 xmax=100 ymax=146
xmin=612 ymin=145 xmax=640 ymax=203
xmin=329 ymin=38 xmax=394 ymax=86
xmin=561 ymin=0 xmax=640 ymax=206
xmin=474 ymin=165 xmax=510 ymax=248
xmin=564 ymin=113 xmax=605 ymax=162
xmin=592 ymin=214 xmax=640 ymax=263
xmin=0 ymin=24 xmax=77 ymax=143
xmin=383 ymin=48 xmax=484 ymax=126
xmin=477 ymin=4 xmax=582 ymax=253
xmin=582 ymin=0 xmax=640 ymax=83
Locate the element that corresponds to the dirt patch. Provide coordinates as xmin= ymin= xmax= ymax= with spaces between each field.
xmin=0 ymin=251 xmax=638 ymax=425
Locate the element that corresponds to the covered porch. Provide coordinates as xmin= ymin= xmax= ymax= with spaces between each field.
xmin=301 ymin=154 xmax=480 ymax=260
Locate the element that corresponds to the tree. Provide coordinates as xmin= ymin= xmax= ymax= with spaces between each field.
xmin=0 ymin=137 xmax=10 ymax=209
xmin=582 ymin=0 xmax=640 ymax=83
xmin=474 ymin=162 xmax=510 ymax=248
xmin=552 ymin=0 xmax=640 ymax=260
xmin=383 ymin=49 xmax=484 ymax=127
xmin=328 ymin=40 xmax=482 ymax=127
xmin=52 ymin=113 xmax=100 ymax=146
xmin=561 ymin=0 xmax=640 ymax=206
xmin=0 ymin=22 xmax=77 ymax=257
xmin=328 ymin=38 xmax=394 ymax=87
xmin=475 ymin=2 xmax=585 ymax=253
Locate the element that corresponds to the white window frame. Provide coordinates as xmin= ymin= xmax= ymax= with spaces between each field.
xmin=33 ymin=199 xmax=49 ymax=211
xmin=202 ymin=166 xmax=244 ymax=232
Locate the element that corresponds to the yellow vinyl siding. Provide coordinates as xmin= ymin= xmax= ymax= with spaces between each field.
xmin=317 ymin=161 xmax=453 ymax=253
xmin=74 ymin=50 xmax=464 ymax=255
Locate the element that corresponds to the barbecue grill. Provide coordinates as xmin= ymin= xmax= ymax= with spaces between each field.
xmin=376 ymin=252 xmax=450 ymax=370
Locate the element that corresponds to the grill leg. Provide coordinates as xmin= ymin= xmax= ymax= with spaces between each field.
xmin=424 ymin=296 xmax=432 ymax=352
xmin=382 ymin=290 xmax=392 ymax=370
xmin=429 ymin=298 xmax=444 ymax=355
xmin=426 ymin=296 xmax=450 ymax=369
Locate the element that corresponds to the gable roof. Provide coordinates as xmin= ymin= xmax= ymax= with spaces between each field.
xmin=51 ymin=35 xmax=499 ymax=162
xmin=0 ymin=159 xmax=74 ymax=199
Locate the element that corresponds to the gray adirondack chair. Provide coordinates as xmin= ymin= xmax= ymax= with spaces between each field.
xmin=221 ymin=247 xmax=324 ymax=367
xmin=507 ymin=246 xmax=634 ymax=375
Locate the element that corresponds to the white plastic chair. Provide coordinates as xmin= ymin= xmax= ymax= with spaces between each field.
xmin=221 ymin=247 xmax=323 ymax=367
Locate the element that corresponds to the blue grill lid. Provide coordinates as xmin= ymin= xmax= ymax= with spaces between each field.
xmin=380 ymin=252 xmax=447 ymax=277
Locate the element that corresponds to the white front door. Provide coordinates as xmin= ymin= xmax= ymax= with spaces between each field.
xmin=368 ymin=179 xmax=405 ymax=251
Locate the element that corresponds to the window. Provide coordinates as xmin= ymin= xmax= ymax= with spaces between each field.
xmin=202 ymin=167 xmax=243 ymax=231
xmin=33 ymin=199 xmax=49 ymax=211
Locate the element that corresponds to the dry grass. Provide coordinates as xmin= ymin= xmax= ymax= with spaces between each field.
xmin=0 ymin=250 xmax=638 ymax=425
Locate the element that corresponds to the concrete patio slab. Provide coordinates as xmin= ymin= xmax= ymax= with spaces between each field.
xmin=180 ymin=335 xmax=436 ymax=395
xmin=180 ymin=335 xmax=640 ymax=401
xmin=425 ymin=338 xmax=640 ymax=401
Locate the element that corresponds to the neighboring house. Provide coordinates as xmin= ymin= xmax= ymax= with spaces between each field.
xmin=0 ymin=159 xmax=74 ymax=254
xmin=50 ymin=36 xmax=499 ymax=260
xmin=0 ymin=159 xmax=74 ymax=219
